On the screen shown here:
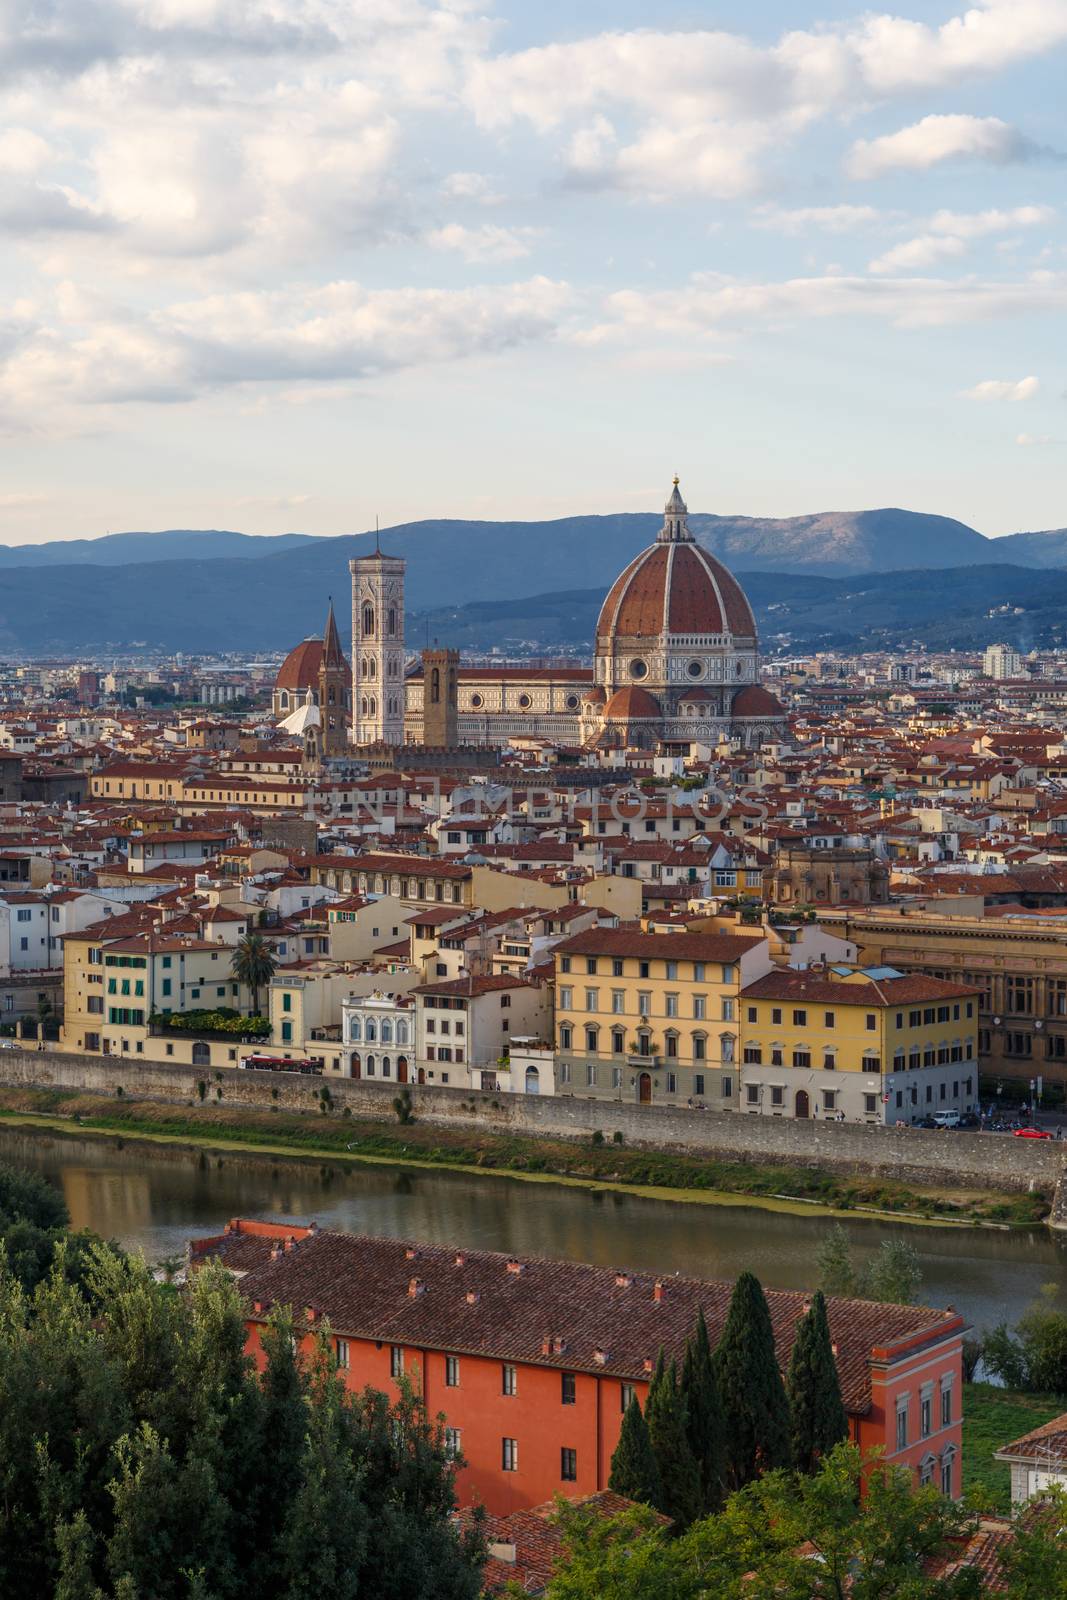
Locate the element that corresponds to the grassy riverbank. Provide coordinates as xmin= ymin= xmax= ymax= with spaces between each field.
xmin=963 ymin=1383 xmax=1065 ymax=1512
xmin=0 ymin=1085 xmax=1049 ymax=1227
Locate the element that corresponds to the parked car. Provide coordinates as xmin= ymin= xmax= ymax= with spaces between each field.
xmin=957 ymin=1112 xmax=980 ymax=1128
xmin=932 ymin=1110 xmax=961 ymax=1129
xmin=1013 ymin=1126 xmax=1053 ymax=1139
xmin=915 ymin=1116 xmax=938 ymax=1129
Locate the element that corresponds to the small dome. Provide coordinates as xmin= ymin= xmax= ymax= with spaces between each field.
xmin=276 ymin=637 xmax=324 ymax=692
xmin=732 ymin=684 xmax=785 ymax=718
xmin=603 ymin=686 xmax=661 ymax=720
xmin=582 ymin=685 xmax=607 ymax=704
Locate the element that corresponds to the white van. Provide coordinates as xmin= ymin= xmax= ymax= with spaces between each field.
xmin=932 ymin=1109 xmax=961 ymax=1129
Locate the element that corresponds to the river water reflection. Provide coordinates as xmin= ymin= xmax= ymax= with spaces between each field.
xmin=3 ymin=1125 xmax=1066 ymax=1335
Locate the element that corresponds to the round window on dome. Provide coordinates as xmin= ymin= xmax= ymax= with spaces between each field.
xmin=629 ymin=659 xmax=648 ymax=680
xmin=687 ymin=660 xmax=704 ymax=679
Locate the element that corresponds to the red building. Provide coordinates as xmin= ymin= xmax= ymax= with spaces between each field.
xmin=192 ymin=1221 xmax=965 ymax=1516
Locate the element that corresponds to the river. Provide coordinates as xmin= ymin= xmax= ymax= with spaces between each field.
xmin=2 ymin=1124 xmax=1066 ymax=1335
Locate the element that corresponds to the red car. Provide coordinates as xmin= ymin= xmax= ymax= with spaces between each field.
xmin=1013 ymin=1126 xmax=1053 ymax=1139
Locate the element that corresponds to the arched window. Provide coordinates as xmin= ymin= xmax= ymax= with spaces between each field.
xmin=350 ymin=1018 xmax=362 ymax=1042
xmin=388 ymin=607 xmax=396 ymax=635
xmin=585 ymin=1025 xmax=599 ymax=1053
xmin=381 ymin=1019 xmax=393 ymax=1043
xmin=560 ymin=1023 xmax=573 ymax=1050
xmin=366 ymin=1055 xmax=376 ymax=1076
xmin=365 ymin=1020 xmax=377 ymax=1042
xmin=721 ymin=1034 xmax=735 ymax=1063
xmin=431 ymin=667 xmax=440 ymax=704
xmin=363 ymin=605 xmax=375 ymax=635
xmin=396 ymin=1019 xmax=408 ymax=1045
xmin=381 ymin=1056 xmax=392 ymax=1078
xmin=328 ymin=685 xmax=336 ymax=704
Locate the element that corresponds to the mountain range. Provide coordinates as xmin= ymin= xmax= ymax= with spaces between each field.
xmin=1 ymin=506 xmax=1066 ymax=654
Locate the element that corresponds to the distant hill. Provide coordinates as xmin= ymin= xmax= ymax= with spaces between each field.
xmin=687 ymin=508 xmax=992 ymax=576
xmin=0 ymin=529 xmax=316 ymax=567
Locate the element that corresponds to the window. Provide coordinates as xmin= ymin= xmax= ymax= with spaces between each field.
xmin=445 ymin=1355 xmax=460 ymax=1388
xmin=896 ymin=1402 xmax=908 ymax=1450
xmin=560 ymin=1024 xmax=573 ymax=1050
xmin=561 ymin=1372 xmax=576 ymax=1405
xmin=694 ymin=963 xmax=706 ymax=982
xmin=638 ymin=961 xmax=650 ymax=979
xmin=771 ymin=1008 xmax=782 ymax=1025
xmin=561 ymin=1448 xmax=577 ymax=1482
xmin=560 ymin=957 xmax=571 ymax=974
xmin=722 ymin=998 xmax=735 ymax=1022
xmin=694 ymin=1074 xmax=705 ymax=1095
xmin=746 ymin=1083 xmax=759 ymax=1106
xmin=919 ymin=1457 xmax=935 ymax=1488
xmin=694 ymin=1035 xmax=706 ymax=1061
xmin=612 ymin=1029 xmax=625 ymax=1054
xmin=824 ymin=1011 xmax=835 ymax=1028
xmin=502 ymin=1364 xmax=517 ymax=1396
xmin=865 ymin=1013 xmax=877 ymax=1031
xmin=612 ymin=1066 xmax=623 ymax=1088
xmin=940 ymin=1381 xmax=952 ymax=1427
xmin=665 ymin=993 xmax=678 ymax=1018
xmin=665 ymin=960 xmax=678 ymax=980
xmin=390 ymin=1346 xmax=404 ymax=1378
xmin=920 ymin=1393 xmax=932 ymax=1438
xmin=941 ymin=1455 xmax=954 ymax=1497
xmin=611 ymin=990 xmax=625 ymax=1014
xmin=585 ymin=989 xmax=599 ymax=1012
xmin=667 ymin=1072 xmax=677 ymax=1093
xmin=665 ymin=1033 xmax=678 ymax=1058
xmin=637 ymin=991 xmax=652 ymax=1016
xmin=722 ymin=1075 xmax=733 ymax=1098
xmin=792 ymin=1049 xmax=811 ymax=1069
xmin=612 ymin=959 xmax=624 ymax=977
xmin=747 ymin=1006 xmax=758 ymax=1023
xmin=502 ymin=1438 xmax=518 ymax=1472
xmin=586 ymin=1062 xmax=597 ymax=1087
xmin=559 ymin=986 xmax=573 ymax=1010
xmin=793 ymin=1009 xmax=807 ymax=1026
xmin=823 ymin=1089 xmax=837 ymax=1112
xmin=621 ymin=1382 xmax=636 ymax=1412
xmin=282 ymin=992 xmax=292 ymax=1012
xmin=586 ymin=957 xmax=598 ymax=975
xmin=585 ymin=1027 xmax=599 ymax=1054
xmin=770 ymin=1085 xmax=784 ymax=1107
xmin=444 ymin=1428 xmax=461 ymax=1460
xmin=336 ymin=1338 xmax=350 ymax=1369
xmin=864 ymin=1093 xmax=877 ymax=1114
xmin=743 ymin=1045 xmax=762 ymax=1064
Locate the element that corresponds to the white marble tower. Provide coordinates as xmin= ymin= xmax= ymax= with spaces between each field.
xmin=349 ymin=542 xmax=405 ymax=746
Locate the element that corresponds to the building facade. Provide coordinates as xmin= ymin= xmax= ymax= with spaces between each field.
xmin=349 ymin=544 xmax=406 ymax=746
xmin=194 ymin=1225 xmax=966 ymax=1518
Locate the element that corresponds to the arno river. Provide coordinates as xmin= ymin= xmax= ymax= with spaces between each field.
xmin=3 ymin=1124 xmax=1066 ymax=1336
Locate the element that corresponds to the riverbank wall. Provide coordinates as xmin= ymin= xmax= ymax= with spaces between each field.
xmin=2 ymin=1046 xmax=1064 ymax=1201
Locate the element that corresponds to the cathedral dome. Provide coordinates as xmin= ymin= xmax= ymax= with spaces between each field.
xmin=276 ymin=637 xmax=324 ymax=693
xmin=596 ymin=479 xmax=755 ymax=645
xmin=602 ymin=686 xmax=661 ymax=720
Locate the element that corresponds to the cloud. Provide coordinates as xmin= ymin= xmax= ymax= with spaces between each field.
xmin=0 ymin=492 xmax=48 ymax=511
xmin=426 ymin=223 xmax=539 ymax=263
xmin=928 ymin=204 xmax=1055 ymax=237
xmin=1016 ymin=432 xmax=1054 ymax=445
xmin=963 ymin=376 xmax=1041 ymax=401
xmin=752 ymin=204 xmax=883 ymax=233
xmin=0 ymin=275 xmax=572 ymax=422
xmin=440 ymin=171 xmax=502 ymax=204
xmin=869 ymin=235 xmax=968 ymax=273
xmin=848 ymin=114 xmax=1034 ymax=178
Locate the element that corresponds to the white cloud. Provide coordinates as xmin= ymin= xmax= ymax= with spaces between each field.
xmin=0 ymin=275 xmax=572 ymax=423
xmin=848 ymin=114 xmax=1031 ymax=178
xmin=1016 ymin=432 xmax=1054 ymax=445
xmin=963 ymin=376 xmax=1041 ymax=401
xmin=426 ymin=223 xmax=539 ymax=263
xmin=440 ymin=171 xmax=502 ymax=204
xmin=752 ymin=204 xmax=883 ymax=233
xmin=0 ymin=492 xmax=48 ymax=510
xmin=0 ymin=129 xmax=51 ymax=175
xmin=928 ymin=204 xmax=1054 ymax=237
xmin=869 ymin=234 xmax=968 ymax=273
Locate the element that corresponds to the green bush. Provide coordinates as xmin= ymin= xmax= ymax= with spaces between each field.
xmin=149 ymin=1009 xmax=270 ymax=1038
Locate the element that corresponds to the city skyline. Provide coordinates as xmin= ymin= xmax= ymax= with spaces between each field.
xmin=0 ymin=0 xmax=1066 ymax=545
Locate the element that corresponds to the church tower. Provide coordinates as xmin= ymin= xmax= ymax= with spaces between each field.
xmin=317 ymin=598 xmax=350 ymax=758
xmin=349 ymin=542 xmax=405 ymax=746
xmin=421 ymin=646 xmax=459 ymax=748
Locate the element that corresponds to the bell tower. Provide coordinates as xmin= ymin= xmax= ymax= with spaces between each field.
xmin=349 ymin=539 xmax=405 ymax=747
xmin=421 ymin=646 xmax=459 ymax=748
xmin=317 ymin=598 xmax=350 ymax=758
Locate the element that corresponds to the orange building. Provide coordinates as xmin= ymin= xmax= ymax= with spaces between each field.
xmin=192 ymin=1222 xmax=965 ymax=1515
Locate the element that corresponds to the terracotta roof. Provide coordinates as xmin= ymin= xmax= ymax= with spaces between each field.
xmin=602 ymin=686 xmax=661 ymax=721
xmin=275 ymin=638 xmax=324 ymax=692
xmin=994 ymin=1410 xmax=1067 ymax=1464
xmin=741 ymin=968 xmax=980 ymax=1006
xmin=733 ymin=683 xmax=786 ymax=719
xmin=224 ymin=1231 xmax=962 ymax=1418
xmin=554 ymin=927 xmax=764 ymax=961
xmin=597 ymin=541 xmax=756 ymax=641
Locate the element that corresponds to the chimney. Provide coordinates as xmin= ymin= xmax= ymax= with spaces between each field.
xmin=642 ymin=1357 xmax=654 ymax=1374
xmin=408 ymin=1278 xmax=424 ymax=1298
xmin=284 ymin=1234 xmax=297 ymax=1251
xmin=454 ymin=1252 xmax=466 ymax=1267
xmin=831 ymin=1341 xmax=839 ymax=1357
xmin=541 ymin=1336 xmax=552 ymax=1355
xmin=506 ymin=1258 xmax=524 ymax=1275
xmin=305 ymin=1305 xmax=318 ymax=1323
xmin=553 ymin=1335 xmax=567 ymax=1356
xmin=253 ymin=1299 xmax=263 ymax=1314
xmin=614 ymin=1271 xmax=633 ymax=1289
xmin=593 ymin=1348 xmax=608 ymax=1365
xmin=270 ymin=1244 xmax=282 ymax=1260
xmin=405 ymin=1246 xmax=420 ymax=1261
xmin=801 ymin=1298 xmax=812 ymax=1315
xmin=653 ymin=1279 xmax=665 ymax=1303
xmin=465 ymin=1290 xmax=480 ymax=1305
xmin=488 ymin=1543 xmax=517 ymax=1566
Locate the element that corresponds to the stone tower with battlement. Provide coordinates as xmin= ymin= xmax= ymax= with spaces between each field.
xmin=421 ymin=646 xmax=459 ymax=748
xmin=349 ymin=545 xmax=405 ymax=746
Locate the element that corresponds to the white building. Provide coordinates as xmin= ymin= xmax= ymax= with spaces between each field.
xmin=983 ymin=643 xmax=1024 ymax=680
xmin=340 ymin=988 xmax=416 ymax=1082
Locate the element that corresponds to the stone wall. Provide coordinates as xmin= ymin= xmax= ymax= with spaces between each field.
xmin=1 ymin=1047 xmax=1063 ymax=1195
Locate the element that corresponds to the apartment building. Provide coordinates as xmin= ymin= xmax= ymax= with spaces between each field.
xmin=414 ymin=973 xmax=551 ymax=1089
xmin=552 ymin=928 xmax=773 ymax=1107
xmin=738 ymin=966 xmax=980 ymax=1124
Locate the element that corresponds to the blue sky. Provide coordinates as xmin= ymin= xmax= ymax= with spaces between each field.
xmin=0 ymin=0 xmax=1065 ymax=546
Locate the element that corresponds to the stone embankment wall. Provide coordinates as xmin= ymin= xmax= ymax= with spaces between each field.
xmin=2 ymin=1047 xmax=1064 ymax=1200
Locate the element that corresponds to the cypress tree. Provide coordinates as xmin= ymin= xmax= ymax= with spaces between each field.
xmin=714 ymin=1271 xmax=792 ymax=1493
xmin=786 ymin=1290 xmax=849 ymax=1475
xmin=681 ymin=1308 xmax=726 ymax=1513
xmin=608 ymin=1395 xmax=661 ymax=1508
xmin=644 ymin=1353 xmax=702 ymax=1529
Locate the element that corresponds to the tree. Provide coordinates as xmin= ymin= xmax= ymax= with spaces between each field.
xmin=981 ymin=1284 xmax=1067 ymax=1395
xmin=643 ymin=1354 xmax=701 ymax=1529
xmin=785 ymin=1291 xmax=849 ymax=1475
xmin=609 ymin=1396 xmax=661 ymax=1509
xmin=542 ymin=1443 xmax=988 ymax=1600
xmin=714 ymin=1272 xmax=792 ymax=1492
xmin=817 ymin=1227 xmax=923 ymax=1307
xmin=680 ymin=1310 xmax=725 ymax=1513
xmin=995 ymin=1490 xmax=1067 ymax=1597
xmin=230 ymin=933 xmax=277 ymax=1015
xmin=816 ymin=1225 xmax=857 ymax=1299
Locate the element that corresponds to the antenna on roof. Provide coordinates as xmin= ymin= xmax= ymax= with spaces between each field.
xmin=375 ymin=515 xmax=381 ymax=555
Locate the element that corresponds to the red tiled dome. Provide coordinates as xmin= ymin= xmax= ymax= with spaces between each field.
xmin=276 ymin=637 xmax=324 ymax=692
xmin=597 ymin=541 xmax=755 ymax=642
xmin=603 ymin=686 xmax=661 ymax=720
xmin=732 ymin=684 xmax=785 ymax=718
xmin=582 ymin=685 xmax=607 ymax=704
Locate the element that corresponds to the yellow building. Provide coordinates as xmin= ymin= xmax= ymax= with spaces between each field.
xmin=551 ymin=927 xmax=773 ymax=1108
xmin=738 ymin=966 xmax=979 ymax=1125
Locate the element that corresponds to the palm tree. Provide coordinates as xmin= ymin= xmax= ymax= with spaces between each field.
xmin=230 ymin=933 xmax=277 ymax=1016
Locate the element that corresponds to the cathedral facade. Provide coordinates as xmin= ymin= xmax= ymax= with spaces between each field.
xmin=274 ymin=479 xmax=785 ymax=755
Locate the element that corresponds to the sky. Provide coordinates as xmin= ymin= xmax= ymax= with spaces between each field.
xmin=0 ymin=0 xmax=1065 ymax=546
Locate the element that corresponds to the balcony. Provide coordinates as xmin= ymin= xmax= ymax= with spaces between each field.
xmin=627 ymin=1052 xmax=662 ymax=1069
